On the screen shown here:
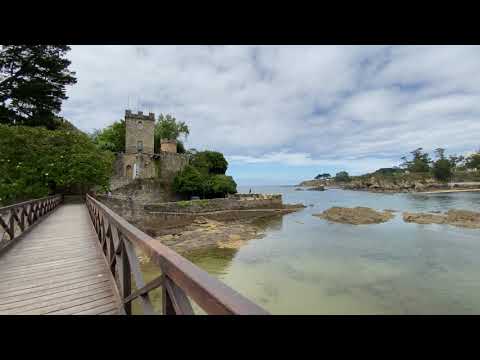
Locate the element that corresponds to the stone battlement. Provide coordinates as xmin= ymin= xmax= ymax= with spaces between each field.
xmin=125 ymin=110 xmax=155 ymax=121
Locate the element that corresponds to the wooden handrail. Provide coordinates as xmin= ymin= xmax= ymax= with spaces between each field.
xmin=0 ymin=195 xmax=63 ymax=252
xmin=86 ymin=193 xmax=269 ymax=315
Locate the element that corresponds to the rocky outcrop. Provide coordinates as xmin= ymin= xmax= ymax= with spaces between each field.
xmin=306 ymin=186 xmax=325 ymax=191
xmin=342 ymin=176 xmax=453 ymax=193
xmin=403 ymin=209 xmax=480 ymax=228
xmin=313 ymin=207 xmax=394 ymax=225
xmin=297 ymin=179 xmax=326 ymax=187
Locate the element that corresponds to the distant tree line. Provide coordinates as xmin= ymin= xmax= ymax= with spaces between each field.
xmin=327 ymin=147 xmax=480 ymax=186
xmin=400 ymin=147 xmax=480 ymax=182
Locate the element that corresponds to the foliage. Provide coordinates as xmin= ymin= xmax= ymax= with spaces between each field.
xmin=172 ymin=165 xmax=206 ymax=197
xmin=335 ymin=171 xmax=351 ymax=182
xmin=91 ymin=120 xmax=126 ymax=153
xmin=0 ymin=125 xmax=113 ymax=205
xmin=466 ymin=151 xmax=480 ymax=170
xmin=400 ymin=148 xmax=432 ymax=173
xmin=173 ymin=151 xmax=236 ymax=199
xmin=373 ymin=167 xmax=404 ymax=176
xmin=190 ymin=151 xmax=228 ymax=175
xmin=208 ymin=175 xmax=237 ymax=197
xmin=315 ymin=173 xmax=331 ymax=179
xmin=431 ymin=148 xmax=452 ymax=182
xmin=154 ymin=113 xmax=189 ymax=153
xmin=448 ymin=154 xmax=465 ymax=170
xmin=432 ymin=158 xmax=453 ymax=182
xmin=177 ymin=140 xmax=186 ymax=154
xmin=0 ymin=45 xmax=77 ymax=129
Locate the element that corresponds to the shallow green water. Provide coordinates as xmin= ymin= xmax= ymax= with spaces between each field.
xmin=183 ymin=186 xmax=480 ymax=314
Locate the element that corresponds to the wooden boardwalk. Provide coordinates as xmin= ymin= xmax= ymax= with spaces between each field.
xmin=0 ymin=203 xmax=121 ymax=315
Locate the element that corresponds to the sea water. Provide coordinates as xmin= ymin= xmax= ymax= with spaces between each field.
xmin=184 ymin=186 xmax=480 ymax=314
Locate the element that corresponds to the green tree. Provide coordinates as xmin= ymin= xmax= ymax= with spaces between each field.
xmin=466 ymin=150 xmax=480 ymax=170
xmin=0 ymin=125 xmax=113 ymax=205
xmin=173 ymin=150 xmax=236 ymax=199
xmin=0 ymin=45 xmax=77 ymax=129
xmin=432 ymin=148 xmax=453 ymax=182
xmin=91 ymin=120 xmax=126 ymax=153
xmin=315 ymin=173 xmax=331 ymax=179
xmin=172 ymin=165 xmax=206 ymax=198
xmin=400 ymin=148 xmax=432 ymax=173
xmin=190 ymin=151 xmax=228 ymax=175
xmin=335 ymin=171 xmax=350 ymax=182
xmin=448 ymin=154 xmax=465 ymax=170
xmin=154 ymin=113 xmax=189 ymax=152
xmin=208 ymin=175 xmax=237 ymax=197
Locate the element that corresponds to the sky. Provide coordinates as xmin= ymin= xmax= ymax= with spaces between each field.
xmin=60 ymin=45 xmax=480 ymax=185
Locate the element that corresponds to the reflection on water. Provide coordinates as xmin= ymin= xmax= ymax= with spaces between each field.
xmin=181 ymin=186 xmax=480 ymax=314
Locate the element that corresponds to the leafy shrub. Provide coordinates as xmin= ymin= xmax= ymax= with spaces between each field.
xmin=0 ymin=125 xmax=113 ymax=205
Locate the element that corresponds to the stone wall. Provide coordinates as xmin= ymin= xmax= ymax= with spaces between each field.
xmin=157 ymin=152 xmax=189 ymax=184
xmin=97 ymin=193 xmax=286 ymax=236
xmin=144 ymin=194 xmax=283 ymax=213
xmin=108 ymin=179 xmax=179 ymax=203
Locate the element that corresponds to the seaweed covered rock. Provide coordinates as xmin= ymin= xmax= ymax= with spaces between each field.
xmin=313 ymin=207 xmax=394 ymax=225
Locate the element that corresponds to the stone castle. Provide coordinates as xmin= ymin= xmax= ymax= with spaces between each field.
xmin=110 ymin=110 xmax=189 ymax=192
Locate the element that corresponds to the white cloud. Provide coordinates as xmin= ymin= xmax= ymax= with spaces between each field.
xmin=61 ymin=45 xmax=480 ymax=177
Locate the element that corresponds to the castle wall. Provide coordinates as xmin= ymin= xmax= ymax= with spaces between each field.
xmin=157 ymin=152 xmax=189 ymax=184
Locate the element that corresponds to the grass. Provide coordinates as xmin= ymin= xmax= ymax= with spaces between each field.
xmin=176 ymin=199 xmax=210 ymax=208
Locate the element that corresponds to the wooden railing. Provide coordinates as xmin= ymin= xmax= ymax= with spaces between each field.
xmin=86 ymin=193 xmax=269 ymax=315
xmin=0 ymin=195 xmax=63 ymax=252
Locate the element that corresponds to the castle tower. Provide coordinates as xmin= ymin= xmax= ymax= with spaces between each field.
xmin=160 ymin=139 xmax=177 ymax=153
xmin=125 ymin=110 xmax=155 ymax=155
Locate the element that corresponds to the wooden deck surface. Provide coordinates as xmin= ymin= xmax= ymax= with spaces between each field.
xmin=0 ymin=203 xmax=121 ymax=315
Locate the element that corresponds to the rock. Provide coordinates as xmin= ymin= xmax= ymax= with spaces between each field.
xmin=445 ymin=209 xmax=480 ymax=228
xmin=402 ymin=209 xmax=480 ymax=228
xmin=193 ymin=216 xmax=208 ymax=224
xmin=307 ymin=186 xmax=325 ymax=191
xmin=283 ymin=203 xmax=307 ymax=209
xmin=414 ymin=182 xmax=426 ymax=191
xmin=313 ymin=207 xmax=394 ymax=225
xmin=403 ymin=212 xmax=445 ymax=224
xmin=294 ymin=188 xmax=304 ymax=191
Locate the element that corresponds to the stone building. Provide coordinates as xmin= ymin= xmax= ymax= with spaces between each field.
xmin=110 ymin=110 xmax=189 ymax=192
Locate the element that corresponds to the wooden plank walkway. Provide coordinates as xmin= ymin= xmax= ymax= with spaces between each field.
xmin=0 ymin=203 xmax=121 ymax=315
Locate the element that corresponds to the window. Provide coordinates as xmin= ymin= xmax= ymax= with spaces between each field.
xmin=137 ymin=141 xmax=143 ymax=152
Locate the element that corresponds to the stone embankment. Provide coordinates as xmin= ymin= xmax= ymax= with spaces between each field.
xmin=97 ymin=193 xmax=305 ymax=237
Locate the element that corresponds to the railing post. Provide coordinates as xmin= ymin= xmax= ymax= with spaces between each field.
xmin=121 ymin=241 xmax=132 ymax=315
xmin=162 ymin=276 xmax=175 ymax=315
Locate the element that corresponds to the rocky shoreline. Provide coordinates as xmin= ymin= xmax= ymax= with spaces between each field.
xmin=297 ymin=176 xmax=480 ymax=194
xmin=342 ymin=177 xmax=480 ymax=193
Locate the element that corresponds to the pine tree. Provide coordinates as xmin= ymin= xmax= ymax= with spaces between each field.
xmin=0 ymin=45 xmax=77 ymax=129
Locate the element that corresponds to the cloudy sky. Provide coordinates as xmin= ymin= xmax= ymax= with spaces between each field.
xmin=61 ymin=45 xmax=480 ymax=185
